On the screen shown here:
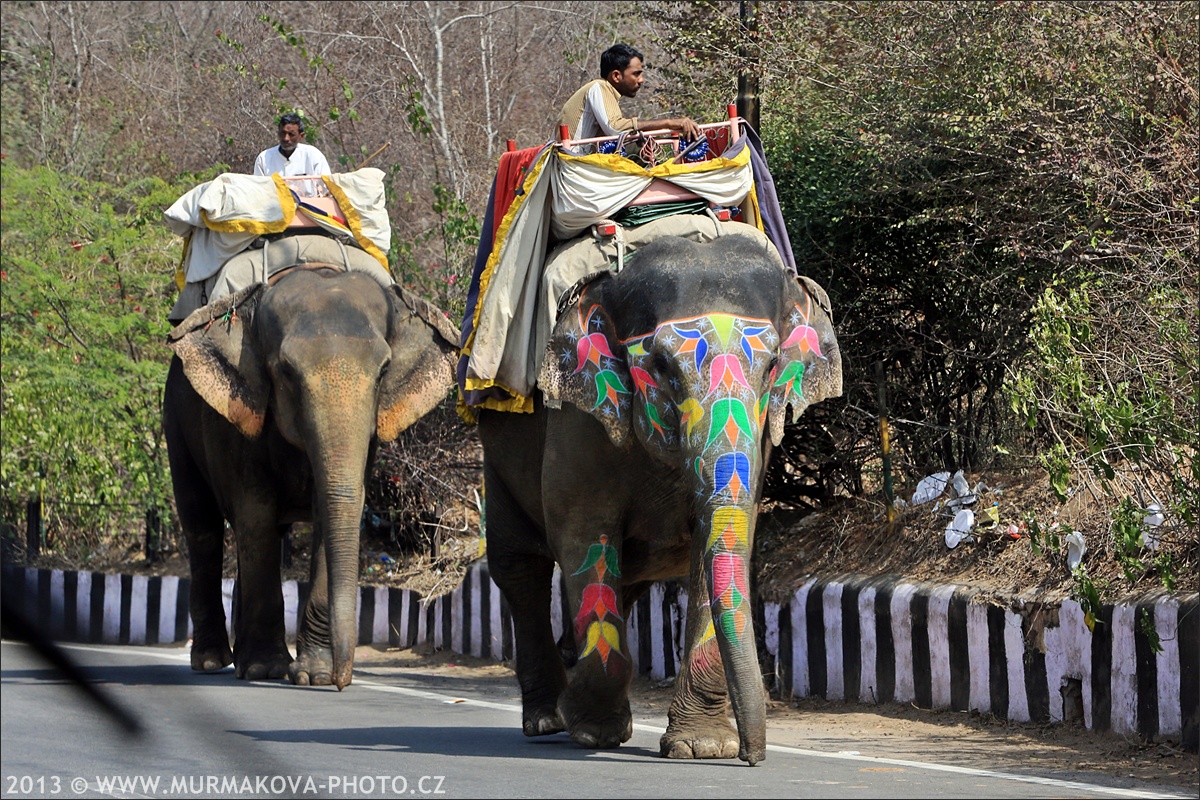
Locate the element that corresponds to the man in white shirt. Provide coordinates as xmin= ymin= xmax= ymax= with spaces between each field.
xmin=558 ymin=43 xmax=700 ymax=145
xmin=253 ymin=112 xmax=331 ymax=196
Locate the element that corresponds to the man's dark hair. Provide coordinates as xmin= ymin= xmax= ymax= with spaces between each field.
xmin=600 ymin=43 xmax=643 ymax=77
xmin=278 ymin=112 xmax=306 ymax=132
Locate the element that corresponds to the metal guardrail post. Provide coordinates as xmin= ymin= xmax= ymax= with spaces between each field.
xmin=876 ymin=361 xmax=896 ymax=523
xmin=26 ymin=497 xmax=42 ymax=559
xmin=144 ymin=506 xmax=161 ymax=563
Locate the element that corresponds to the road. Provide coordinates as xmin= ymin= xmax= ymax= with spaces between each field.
xmin=0 ymin=640 xmax=1188 ymax=800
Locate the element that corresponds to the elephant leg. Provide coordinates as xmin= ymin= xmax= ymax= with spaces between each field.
xmin=232 ymin=522 xmax=292 ymax=681
xmin=182 ymin=513 xmax=233 ymax=672
xmin=660 ymin=545 xmax=739 ymax=759
xmin=554 ymin=533 xmax=634 ymax=749
xmin=167 ymin=450 xmax=232 ymax=672
xmin=291 ymin=521 xmax=334 ymax=686
xmin=485 ymin=473 xmax=566 ymax=736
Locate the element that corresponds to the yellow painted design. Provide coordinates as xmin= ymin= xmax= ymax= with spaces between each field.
xmin=581 ymin=620 xmax=622 ymax=664
xmin=710 ymin=314 xmax=736 ymax=350
xmin=678 ymin=398 xmax=704 ymax=437
xmin=706 ymin=507 xmax=749 ymax=551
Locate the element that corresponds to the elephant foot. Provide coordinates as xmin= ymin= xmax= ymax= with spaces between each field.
xmin=522 ymin=703 xmax=566 ymax=737
xmin=235 ymin=648 xmax=293 ymax=682
xmin=190 ymin=641 xmax=233 ymax=672
xmin=289 ymin=651 xmax=335 ymax=687
xmin=557 ymin=692 xmax=633 ymax=749
xmin=659 ymin=721 xmax=740 ymax=760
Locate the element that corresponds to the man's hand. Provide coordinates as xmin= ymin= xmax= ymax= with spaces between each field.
xmin=643 ymin=116 xmax=703 ymax=141
xmin=669 ymin=117 xmax=702 ymax=141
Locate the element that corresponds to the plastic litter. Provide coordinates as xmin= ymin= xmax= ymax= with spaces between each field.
xmin=912 ymin=472 xmax=951 ymax=506
xmin=1065 ymin=530 xmax=1086 ymax=570
xmin=1141 ymin=503 xmax=1164 ymax=551
xmin=979 ymin=503 xmax=1000 ymax=528
xmin=950 ymin=469 xmax=976 ymax=506
xmin=944 ymin=509 xmax=975 ymax=549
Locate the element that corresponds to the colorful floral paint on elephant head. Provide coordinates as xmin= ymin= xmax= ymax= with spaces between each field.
xmin=562 ymin=301 xmax=828 ymax=666
xmin=572 ymin=534 xmax=625 ymax=672
xmin=620 ymin=314 xmax=777 ymax=457
xmin=629 ymin=309 xmax=823 ymax=664
xmin=624 ymin=313 xmax=775 ymax=661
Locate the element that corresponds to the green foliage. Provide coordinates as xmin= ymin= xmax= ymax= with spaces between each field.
xmin=390 ymin=182 xmax=478 ymax=323
xmin=1136 ymin=608 xmax=1164 ymax=655
xmin=1071 ymin=566 xmax=1104 ymax=632
xmin=0 ymin=163 xmax=192 ymax=555
xmin=644 ymin=2 xmax=1197 ymax=607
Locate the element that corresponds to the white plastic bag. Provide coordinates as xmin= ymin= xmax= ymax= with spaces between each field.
xmin=1065 ymin=530 xmax=1086 ymax=570
xmin=944 ymin=509 xmax=975 ymax=549
xmin=912 ymin=472 xmax=951 ymax=506
xmin=1141 ymin=503 xmax=1164 ymax=551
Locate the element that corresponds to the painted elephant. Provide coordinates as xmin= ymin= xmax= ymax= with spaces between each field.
xmin=163 ymin=266 xmax=459 ymax=689
xmin=477 ymin=233 xmax=842 ymax=765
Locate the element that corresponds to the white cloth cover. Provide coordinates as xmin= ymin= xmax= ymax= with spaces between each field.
xmin=164 ymin=168 xmax=393 ymax=287
xmin=550 ymin=139 xmax=755 ymax=240
xmin=461 ymin=141 xmax=769 ymax=402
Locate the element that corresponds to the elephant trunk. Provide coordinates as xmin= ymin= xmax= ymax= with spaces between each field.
xmin=310 ymin=407 xmax=375 ymax=691
xmin=702 ymin=503 xmax=767 ymax=764
xmin=320 ymin=481 xmax=366 ymax=691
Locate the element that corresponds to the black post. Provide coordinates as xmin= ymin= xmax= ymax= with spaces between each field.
xmin=876 ymin=361 xmax=895 ymax=523
xmin=26 ymin=497 xmax=41 ymax=560
xmin=737 ymin=0 xmax=760 ymax=132
xmin=144 ymin=506 xmax=161 ymax=563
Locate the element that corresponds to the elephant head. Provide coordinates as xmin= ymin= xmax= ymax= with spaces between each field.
xmin=168 ymin=268 xmax=460 ymax=688
xmin=537 ymin=233 xmax=841 ymax=763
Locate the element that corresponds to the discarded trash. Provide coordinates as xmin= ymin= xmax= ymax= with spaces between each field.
xmin=1141 ymin=503 xmax=1164 ymax=551
xmin=950 ymin=469 xmax=976 ymax=506
xmin=1065 ymin=530 xmax=1086 ymax=570
xmin=979 ymin=503 xmax=1000 ymax=528
xmin=1005 ymin=522 xmax=1025 ymax=540
xmin=945 ymin=509 xmax=975 ymax=549
xmin=912 ymin=472 xmax=951 ymax=506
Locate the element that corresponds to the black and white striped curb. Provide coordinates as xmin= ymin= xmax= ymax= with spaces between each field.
xmin=3 ymin=561 xmax=1195 ymax=751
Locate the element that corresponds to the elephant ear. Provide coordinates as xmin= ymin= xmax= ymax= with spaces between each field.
xmin=537 ymin=283 xmax=634 ymax=449
xmin=766 ymin=274 xmax=843 ymax=446
xmin=376 ymin=285 xmax=461 ymax=442
xmin=167 ymin=284 xmax=269 ymax=439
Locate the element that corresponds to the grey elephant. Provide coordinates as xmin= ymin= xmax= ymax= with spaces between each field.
xmin=164 ymin=267 xmax=459 ymax=689
xmin=477 ymin=233 xmax=842 ymax=764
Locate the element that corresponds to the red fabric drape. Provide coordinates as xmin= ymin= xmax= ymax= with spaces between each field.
xmin=492 ymin=146 xmax=543 ymax=241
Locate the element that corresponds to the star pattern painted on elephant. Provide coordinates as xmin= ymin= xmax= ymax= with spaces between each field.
xmin=572 ymin=534 xmax=625 ymax=671
xmin=560 ymin=300 xmax=831 ymax=673
xmin=571 ymin=305 xmax=631 ymax=415
xmin=619 ymin=316 xmax=768 ymax=662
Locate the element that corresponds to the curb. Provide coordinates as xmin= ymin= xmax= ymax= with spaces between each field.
xmin=3 ymin=561 xmax=1195 ymax=751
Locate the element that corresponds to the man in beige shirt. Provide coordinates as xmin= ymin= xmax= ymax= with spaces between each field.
xmin=558 ymin=43 xmax=701 ymax=143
